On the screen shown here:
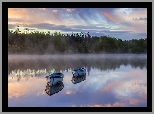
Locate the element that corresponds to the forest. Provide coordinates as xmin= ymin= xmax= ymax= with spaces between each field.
xmin=8 ymin=27 xmax=147 ymax=54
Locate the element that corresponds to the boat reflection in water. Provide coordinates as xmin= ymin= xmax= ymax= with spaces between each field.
xmin=45 ymin=81 xmax=64 ymax=96
xmin=71 ymin=74 xmax=86 ymax=84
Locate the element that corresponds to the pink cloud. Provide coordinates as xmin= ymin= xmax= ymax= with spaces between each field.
xmin=52 ymin=10 xmax=58 ymax=13
xmin=8 ymin=8 xmax=30 ymax=18
xmin=39 ymin=8 xmax=46 ymax=10
xmin=66 ymin=8 xmax=75 ymax=12
xmin=8 ymin=8 xmax=65 ymax=26
xmin=101 ymin=8 xmax=147 ymax=33
xmin=117 ymin=8 xmax=147 ymax=33
xmin=102 ymin=11 xmax=121 ymax=23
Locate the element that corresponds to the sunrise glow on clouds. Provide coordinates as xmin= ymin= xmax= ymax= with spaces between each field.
xmin=8 ymin=8 xmax=147 ymax=40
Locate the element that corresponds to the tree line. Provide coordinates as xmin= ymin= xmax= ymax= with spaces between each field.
xmin=8 ymin=28 xmax=147 ymax=54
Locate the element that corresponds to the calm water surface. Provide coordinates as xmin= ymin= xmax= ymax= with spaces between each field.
xmin=8 ymin=54 xmax=147 ymax=107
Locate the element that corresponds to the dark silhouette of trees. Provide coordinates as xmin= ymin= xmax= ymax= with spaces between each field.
xmin=8 ymin=28 xmax=147 ymax=54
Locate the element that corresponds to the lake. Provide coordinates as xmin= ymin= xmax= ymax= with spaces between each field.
xmin=8 ymin=54 xmax=147 ymax=107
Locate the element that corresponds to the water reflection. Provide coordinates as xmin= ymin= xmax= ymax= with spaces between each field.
xmin=45 ymin=81 xmax=64 ymax=96
xmin=9 ymin=69 xmax=50 ymax=81
xmin=8 ymin=54 xmax=147 ymax=107
xmin=8 ymin=54 xmax=147 ymax=76
xmin=71 ymin=74 xmax=86 ymax=84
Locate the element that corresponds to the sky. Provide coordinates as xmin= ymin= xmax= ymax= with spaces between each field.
xmin=8 ymin=8 xmax=147 ymax=40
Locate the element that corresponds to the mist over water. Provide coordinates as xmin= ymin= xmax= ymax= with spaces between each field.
xmin=8 ymin=54 xmax=147 ymax=107
xmin=8 ymin=53 xmax=147 ymax=60
xmin=8 ymin=54 xmax=147 ymax=72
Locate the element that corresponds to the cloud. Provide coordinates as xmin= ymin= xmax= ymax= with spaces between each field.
xmin=16 ymin=23 xmax=110 ymax=33
xmin=8 ymin=8 xmax=51 ymax=24
xmin=23 ymin=23 xmax=76 ymax=32
xmin=8 ymin=24 xmax=16 ymax=29
xmin=52 ymin=10 xmax=58 ymax=13
xmin=104 ymin=32 xmax=147 ymax=40
xmin=100 ymin=8 xmax=122 ymax=23
xmin=66 ymin=8 xmax=75 ymax=12
xmin=8 ymin=8 xmax=147 ymax=40
xmin=104 ymin=8 xmax=147 ymax=34
xmin=120 ymin=8 xmax=133 ymax=16
xmin=8 ymin=17 xmax=24 ymax=22
xmin=39 ymin=8 xmax=46 ymax=10
xmin=133 ymin=17 xmax=147 ymax=21
xmin=102 ymin=11 xmax=120 ymax=22
xmin=132 ymin=8 xmax=147 ymax=12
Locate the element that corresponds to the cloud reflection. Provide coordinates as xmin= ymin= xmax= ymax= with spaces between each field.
xmin=8 ymin=54 xmax=147 ymax=107
xmin=8 ymin=78 xmax=46 ymax=98
xmin=66 ymin=90 xmax=74 ymax=94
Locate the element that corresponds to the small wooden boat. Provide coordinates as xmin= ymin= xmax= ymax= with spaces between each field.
xmin=45 ymin=73 xmax=64 ymax=86
xmin=72 ymin=67 xmax=86 ymax=77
